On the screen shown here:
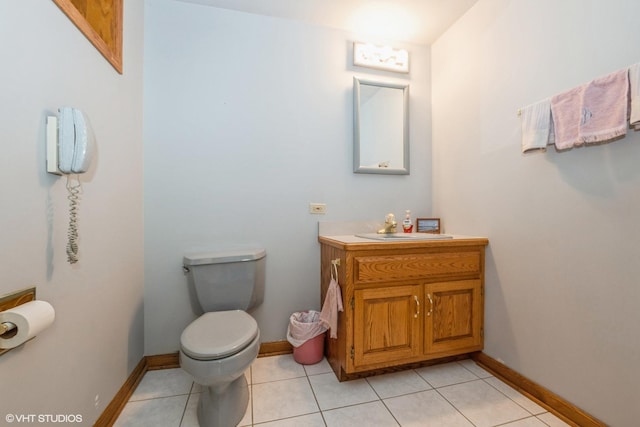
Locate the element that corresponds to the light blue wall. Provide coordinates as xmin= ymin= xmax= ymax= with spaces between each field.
xmin=0 ymin=1 xmax=144 ymax=424
xmin=432 ymin=1 xmax=640 ymax=425
xmin=143 ymin=0 xmax=432 ymax=353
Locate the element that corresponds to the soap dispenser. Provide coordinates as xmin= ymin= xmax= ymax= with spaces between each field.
xmin=402 ymin=210 xmax=413 ymax=233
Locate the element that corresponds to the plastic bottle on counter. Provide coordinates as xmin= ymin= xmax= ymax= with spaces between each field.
xmin=402 ymin=210 xmax=413 ymax=233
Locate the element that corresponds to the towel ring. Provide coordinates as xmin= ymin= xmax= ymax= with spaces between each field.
xmin=330 ymin=258 xmax=340 ymax=281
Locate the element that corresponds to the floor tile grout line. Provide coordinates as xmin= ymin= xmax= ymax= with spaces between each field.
xmin=177 ymin=387 xmax=191 ymax=427
xmin=366 ymin=375 xmax=405 ymax=427
xmin=432 ymin=385 xmax=480 ymax=427
xmin=128 ymin=392 xmax=192 ymax=403
xmin=492 ymin=414 xmax=548 ymax=427
xmin=429 ymin=363 xmax=483 ymax=427
xmin=376 ymin=399 xmax=403 ymax=427
xmin=251 ymin=373 xmax=307 ymax=385
xmin=480 ymin=375 xmax=545 ymax=417
xmin=408 ymin=366 xmax=438 ymax=391
xmin=251 ymin=410 xmax=323 ymax=426
xmin=431 ymin=370 xmax=556 ymax=427
xmin=320 ymin=396 xmax=383 ymax=413
xmin=365 ymin=367 xmax=434 ymax=400
xmin=536 ymin=415 xmax=554 ymax=427
xmin=302 ymin=367 xmax=328 ymax=426
xmin=248 ymin=366 xmax=254 ymax=427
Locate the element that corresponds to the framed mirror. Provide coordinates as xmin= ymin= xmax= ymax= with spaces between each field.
xmin=353 ymin=77 xmax=409 ymax=175
xmin=53 ymin=0 xmax=123 ymax=74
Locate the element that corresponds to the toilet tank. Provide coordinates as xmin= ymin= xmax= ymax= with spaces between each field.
xmin=183 ymin=248 xmax=266 ymax=312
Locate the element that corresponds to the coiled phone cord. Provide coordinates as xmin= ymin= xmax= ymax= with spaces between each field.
xmin=66 ymin=175 xmax=82 ymax=264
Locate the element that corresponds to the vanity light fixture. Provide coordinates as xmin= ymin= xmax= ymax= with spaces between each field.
xmin=353 ymin=42 xmax=409 ymax=73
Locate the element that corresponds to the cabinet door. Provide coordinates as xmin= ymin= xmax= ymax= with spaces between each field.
xmin=353 ymin=285 xmax=422 ymax=369
xmin=424 ymin=280 xmax=482 ymax=357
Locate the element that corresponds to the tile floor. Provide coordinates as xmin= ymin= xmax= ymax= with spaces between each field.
xmin=114 ymin=355 xmax=570 ymax=427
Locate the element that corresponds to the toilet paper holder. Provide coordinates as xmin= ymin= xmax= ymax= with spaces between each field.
xmin=0 ymin=287 xmax=36 ymax=355
xmin=0 ymin=321 xmax=17 ymax=336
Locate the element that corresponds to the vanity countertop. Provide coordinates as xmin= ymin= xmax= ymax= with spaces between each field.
xmin=318 ymin=234 xmax=488 ymax=250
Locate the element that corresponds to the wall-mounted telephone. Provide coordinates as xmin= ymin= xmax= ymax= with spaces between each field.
xmin=46 ymin=107 xmax=96 ymax=264
xmin=47 ymin=107 xmax=95 ymax=175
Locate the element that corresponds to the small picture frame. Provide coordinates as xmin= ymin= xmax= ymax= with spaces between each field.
xmin=416 ymin=218 xmax=441 ymax=234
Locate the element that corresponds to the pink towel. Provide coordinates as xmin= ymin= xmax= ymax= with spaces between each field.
xmin=320 ymin=277 xmax=343 ymax=339
xmin=551 ymin=69 xmax=628 ymax=150
xmin=629 ymin=63 xmax=640 ymax=130
xmin=579 ymin=69 xmax=628 ymax=143
xmin=551 ymin=84 xmax=586 ymax=150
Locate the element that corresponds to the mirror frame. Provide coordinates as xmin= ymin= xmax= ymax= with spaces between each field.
xmin=52 ymin=0 xmax=123 ymax=74
xmin=353 ymin=77 xmax=410 ymax=175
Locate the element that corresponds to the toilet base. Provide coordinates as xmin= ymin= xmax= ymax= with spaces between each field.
xmin=198 ymin=374 xmax=249 ymax=427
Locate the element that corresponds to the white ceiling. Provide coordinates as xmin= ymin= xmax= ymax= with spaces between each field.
xmin=175 ymin=0 xmax=478 ymax=45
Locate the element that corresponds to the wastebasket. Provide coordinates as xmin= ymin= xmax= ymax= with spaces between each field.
xmin=286 ymin=310 xmax=327 ymax=365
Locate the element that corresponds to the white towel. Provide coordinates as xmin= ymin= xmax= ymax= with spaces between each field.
xmin=520 ymin=98 xmax=553 ymax=153
xmin=629 ymin=63 xmax=640 ymax=130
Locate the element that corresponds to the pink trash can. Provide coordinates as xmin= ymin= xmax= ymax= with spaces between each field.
xmin=292 ymin=332 xmax=325 ymax=365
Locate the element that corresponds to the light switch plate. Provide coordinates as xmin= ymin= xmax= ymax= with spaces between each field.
xmin=309 ymin=203 xmax=326 ymax=214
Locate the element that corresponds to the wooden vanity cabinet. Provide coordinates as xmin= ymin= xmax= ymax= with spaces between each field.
xmin=319 ymin=236 xmax=488 ymax=381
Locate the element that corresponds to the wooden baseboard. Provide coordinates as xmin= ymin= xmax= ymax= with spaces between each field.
xmin=472 ymin=352 xmax=606 ymax=427
xmin=146 ymin=352 xmax=180 ymax=370
xmin=94 ymin=357 xmax=147 ymax=427
xmin=259 ymin=340 xmax=292 ymax=357
xmin=142 ymin=341 xmax=293 ymax=369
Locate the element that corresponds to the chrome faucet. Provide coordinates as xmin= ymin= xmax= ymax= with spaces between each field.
xmin=377 ymin=213 xmax=397 ymax=234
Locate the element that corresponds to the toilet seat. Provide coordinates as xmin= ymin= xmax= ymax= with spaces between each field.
xmin=181 ymin=310 xmax=258 ymax=361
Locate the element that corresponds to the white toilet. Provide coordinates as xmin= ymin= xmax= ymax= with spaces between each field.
xmin=180 ymin=248 xmax=266 ymax=427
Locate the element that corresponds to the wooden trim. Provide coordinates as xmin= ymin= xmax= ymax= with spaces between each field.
xmin=52 ymin=0 xmax=123 ymax=73
xmin=472 ymin=352 xmax=607 ymax=427
xmin=146 ymin=352 xmax=179 ymax=370
xmin=94 ymin=357 xmax=147 ymax=427
xmin=142 ymin=342 xmax=294 ymax=368
xmin=259 ymin=340 xmax=292 ymax=357
xmin=337 ymin=354 xmax=472 ymax=381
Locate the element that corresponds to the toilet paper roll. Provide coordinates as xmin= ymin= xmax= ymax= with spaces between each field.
xmin=0 ymin=300 xmax=55 ymax=350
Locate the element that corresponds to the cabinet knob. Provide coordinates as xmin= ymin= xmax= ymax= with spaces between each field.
xmin=414 ymin=295 xmax=420 ymax=318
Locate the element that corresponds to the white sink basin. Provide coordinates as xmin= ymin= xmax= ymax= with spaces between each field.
xmin=355 ymin=233 xmax=453 ymax=241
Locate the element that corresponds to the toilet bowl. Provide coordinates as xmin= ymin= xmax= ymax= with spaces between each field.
xmin=180 ymin=310 xmax=259 ymax=427
xmin=179 ymin=248 xmax=265 ymax=427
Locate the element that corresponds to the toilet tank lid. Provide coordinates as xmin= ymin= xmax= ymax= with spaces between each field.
xmin=183 ymin=248 xmax=266 ymax=266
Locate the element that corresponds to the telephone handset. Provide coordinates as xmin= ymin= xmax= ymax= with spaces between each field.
xmin=57 ymin=107 xmax=94 ymax=174
xmin=46 ymin=107 xmax=96 ymax=264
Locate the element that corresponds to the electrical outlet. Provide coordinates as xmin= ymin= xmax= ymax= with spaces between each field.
xmin=309 ymin=203 xmax=326 ymax=214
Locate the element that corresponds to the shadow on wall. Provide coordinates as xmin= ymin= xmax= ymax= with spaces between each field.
xmin=543 ymin=131 xmax=640 ymax=196
xmin=481 ymin=244 xmax=520 ymax=366
xmin=127 ymin=300 xmax=145 ymax=372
